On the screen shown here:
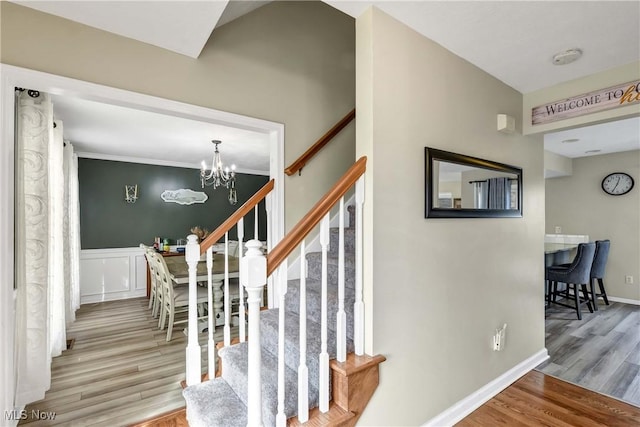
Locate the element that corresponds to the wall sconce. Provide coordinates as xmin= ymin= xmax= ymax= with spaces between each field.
xmin=125 ymin=184 xmax=138 ymax=203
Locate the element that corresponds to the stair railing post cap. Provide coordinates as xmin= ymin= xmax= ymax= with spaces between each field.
xmin=241 ymin=239 xmax=267 ymax=289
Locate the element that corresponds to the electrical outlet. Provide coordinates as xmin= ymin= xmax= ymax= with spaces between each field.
xmin=625 ymin=275 xmax=634 ymax=284
xmin=554 ymin=226 xmax=562 ymax=234
xmin=492 ymin=324 xmax=507 ymax=351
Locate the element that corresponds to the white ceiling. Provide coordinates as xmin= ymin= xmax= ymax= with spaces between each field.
xmin=12 ymin=0 xmax=271 ymax=58
xmin=12 ymin=0 xmax=640 ymax=167
xmin=544 ymin=116 xmax=640 ymax=159
xmin=50 ymin=94 xmax=271 ymax=174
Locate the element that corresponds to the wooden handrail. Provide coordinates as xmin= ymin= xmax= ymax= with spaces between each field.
xmin=267 ymin=156 xmax=366 ymax=276
xmin=284 ymin=109 xmax=356 ymax=176
xmin=199 ymin=179 xmax=275 ymax=255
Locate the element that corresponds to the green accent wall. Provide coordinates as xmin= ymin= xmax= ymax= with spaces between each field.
xmin=78 ymin=158 xmax=269 ymax=249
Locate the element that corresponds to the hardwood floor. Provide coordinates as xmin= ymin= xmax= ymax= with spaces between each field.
xmin=538 ymin=301 xmax=640 ymax=407
xmin=19 ymin=297 xmax=229 ymax=426
xmin=457 ymin=370 xmax=640 ymax=426
xmin=24 ymin=298 xmax=638 ymax=426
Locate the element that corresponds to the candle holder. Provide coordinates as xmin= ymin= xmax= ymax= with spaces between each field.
xmin=125 ymin=184 xmax=138 ymax=203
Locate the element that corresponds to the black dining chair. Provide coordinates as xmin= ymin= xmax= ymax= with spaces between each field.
xmin=589 ymin=239 xmax=611 ymax=311
xmin=546 ymin=242 xmax=596 ymax=320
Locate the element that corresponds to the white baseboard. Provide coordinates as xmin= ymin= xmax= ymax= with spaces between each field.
xmin=80 ymin=290 xmax=147 ymax=305
xmin=422 ymin=348 xmax=549 ymax=427
xmin=608 ymin=296 xmax=640 ymax=306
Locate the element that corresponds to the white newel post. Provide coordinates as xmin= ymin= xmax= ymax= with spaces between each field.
xmin=241 ymin=239 xmax=266 ymax=427
xmin=185 ymin=234 xmax=202 ymax=386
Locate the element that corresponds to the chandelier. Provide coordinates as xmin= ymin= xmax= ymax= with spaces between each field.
xmin=200 ymin=140 xmax=237 ymax=205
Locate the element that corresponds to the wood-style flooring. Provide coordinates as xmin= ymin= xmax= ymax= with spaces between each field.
xmin=457 ymin=369 xmax=640 ymax=426
xmin=19 ymin=297 xmax=230 ymax=426
xmin=537 ymin=301 xmax=640 ymax=407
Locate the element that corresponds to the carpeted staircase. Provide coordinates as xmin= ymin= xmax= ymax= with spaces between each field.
xmin=183 ymin=206 xmax=357 ymax=426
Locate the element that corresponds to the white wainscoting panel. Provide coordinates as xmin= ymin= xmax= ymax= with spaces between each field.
xmin=80 ymin=247 xmax=147 ymax=304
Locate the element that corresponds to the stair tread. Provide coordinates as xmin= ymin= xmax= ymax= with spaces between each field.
xmin=219 ymin=341 xmax=319 ymax=425
xmin=307 ymin=251 xmax=356 ymax=263
xmin=182 ymin=377 xmax=247 ymax=427
xmin=286 ymin=278 xmax=356 ymax=339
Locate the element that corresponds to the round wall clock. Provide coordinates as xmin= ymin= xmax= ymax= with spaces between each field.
xmin=601 ymin=172 xmax=634 ymax=196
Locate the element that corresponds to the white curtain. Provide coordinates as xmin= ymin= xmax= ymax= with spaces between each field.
xmin=14 ymin=90 xmax=81 ymax=406
xmin=64 ymin=141 xmax=81 ymax=324
xmin=49 ymin=119 xmax=65 ymax=357
xmin=473 ymin=181 xmax=487 ymax=209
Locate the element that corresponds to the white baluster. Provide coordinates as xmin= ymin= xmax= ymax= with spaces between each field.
xmin=185 ymin=234 xmax=202 ymax=386
xmin=241 ymin=239 xmax=266 ymax=427
xmin=254 ymin=204 xmax=259 ymax=240
xmin=354 ymin=175 xmax=365 ymax=355
xmin=297 ymin=240 xmax=309 ymax=423
xmin=224 ymin=232 xmax=230 ymax=347
xmin=206 ymin=246 xmax=215 ymax=377
xmin=265 ymin=193 xmax=275 ymax=309
xmin=319 ymin=214 xmax=330 ymax=412
xmin=337 ymin=197 xmax=346 ymax=362
xmin=276 ymin=264 xmax=287 ymax=426
xmin=238 ymin=218 xmax=246 ymax=342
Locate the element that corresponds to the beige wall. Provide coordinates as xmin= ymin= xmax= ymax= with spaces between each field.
xmin=546 ymin=150 xmax=640 ymax=302
xmin=523 ymin=62 xmax=640 ymax=136
xmin=0 ymin=1 xmax=356 ymax=232
xmin=356 ymin=8 xmax=545 ymax=425
xmin=545 ymin=150 xmax=573 ymax=177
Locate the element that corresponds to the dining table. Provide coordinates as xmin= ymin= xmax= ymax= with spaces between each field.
xmin=163 ymin=252 xmax=240 ymax=284
xmin=163 ymin=253 xmax=240 ymax=329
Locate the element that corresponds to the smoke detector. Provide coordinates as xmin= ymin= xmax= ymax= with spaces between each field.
xmin=552 ymin=48 xmax=583 ymax=65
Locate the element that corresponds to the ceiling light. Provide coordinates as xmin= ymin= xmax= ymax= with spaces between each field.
xmin=200 ymin=140 xmax=237 ymax=205
xmin=585 ymin=149 xmax=601 ymax=154
xmin=561 ymin=138 xmax=580 ymax=144
xmin=552 ymin=48 xmax=583 ymax=65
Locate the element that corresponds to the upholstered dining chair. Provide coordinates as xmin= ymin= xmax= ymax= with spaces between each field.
xmin=546 ymin=242 xmax=596 ymax=320
xmin=153 ymin=251 xmax=208 ymax=341
xmin=589 ymin=239 xmax=611 ymax=311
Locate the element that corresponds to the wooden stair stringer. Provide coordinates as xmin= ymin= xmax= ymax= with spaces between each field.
xmin=287 ymin=401 xmax=355 ymax=427
xmin=330 ymin=352 xmax=386 ymax=427
xmin=288 ymin=352 xmax=386 ymax=426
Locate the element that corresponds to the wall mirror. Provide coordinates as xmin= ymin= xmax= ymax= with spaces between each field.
xmin=424 ymin=147 xmax=523 ymax=218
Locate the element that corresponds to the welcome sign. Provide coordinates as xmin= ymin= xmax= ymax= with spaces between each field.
xmin=532 ymin=80 xmax=640 ymax=125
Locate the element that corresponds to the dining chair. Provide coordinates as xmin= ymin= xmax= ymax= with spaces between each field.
xmin=154 ymin=252 xmax=208 ymax=341
xmin=141 ymin=244 xmax=161 ymax=317
xmin=546 ymin=242 xmax=596 ymax=320
xmin=589 ymin=239 xmax=611 ymax=311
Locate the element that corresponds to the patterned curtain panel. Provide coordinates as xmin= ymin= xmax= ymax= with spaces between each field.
xmin=14 ymin=90 xmax=81 ymax=406
xmin=15 ymin=89 xmax=53 ymax=405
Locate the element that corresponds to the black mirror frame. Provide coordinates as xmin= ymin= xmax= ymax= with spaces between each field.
xmin=424 ymin=147 xmax=523 ymax=218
